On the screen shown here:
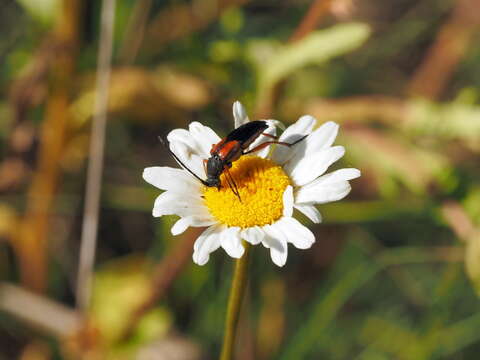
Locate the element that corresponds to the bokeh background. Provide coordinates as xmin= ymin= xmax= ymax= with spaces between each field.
xmin=1 ymin=0 xmax=480 ymax=359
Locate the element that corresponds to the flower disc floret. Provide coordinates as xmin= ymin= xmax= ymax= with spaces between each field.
xmin=203 ymin=156 xmax=290 ymax=228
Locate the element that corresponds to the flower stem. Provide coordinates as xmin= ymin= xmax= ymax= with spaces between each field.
xmin=220 ymin=242 xmax=251 ymax=360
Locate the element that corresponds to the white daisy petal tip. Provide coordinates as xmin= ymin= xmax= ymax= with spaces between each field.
xmin=233 ymin=100 xmax=250 ymax=127
xmin=297 ymin=114 xmax=317 ymax=130
xmin=187 ymin=121 xmax=204 ymax=132
xmin=315 ymin=121 xmax=339 ymax=146
xmin=265 ymin=119 xmax=285 ymax=130
xmin=171 ymin=217 xmax=189 ymax=235
xmin=263 ymin=225 xmax=289 ymax=267
xmin=294 ymin=204 xmax=322 ymax=224
xmin=192 ymin=252 xmax=209 ymax=266
xmin=280 ymin=217 xmax=315 ymax=250
xmin=220 ymin=226 xmax=245 ymax=258
xmin=152 ymin=208 xmax=162 ymax=218
xmin=350 ymin=168 xmax=361 ymax=179
xmin=226 ymin=245 xmax=245 ymax=259
xmin=322 ymin=120 xmax=339 ymax=130
xmin=142 ymin=167 xmax=156 ymax=186
xmin=270 ymin=247 xmax=287 ymax=267
xmin=287 ymin=145 xmax=346 ymax=187
xmin=192 ymin=226 xmax=221 ymax=266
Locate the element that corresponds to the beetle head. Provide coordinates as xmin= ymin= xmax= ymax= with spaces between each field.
xmin=205 ymin=155 xmax=224 ymax=188
xmin=205 ymin=177 xmax=221 ymax=188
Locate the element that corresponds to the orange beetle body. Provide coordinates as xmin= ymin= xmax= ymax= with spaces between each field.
xmin=161 ymin=120 xmax=306 ymax=201
xmin=204 ymin=121 xmax=269 ymax=190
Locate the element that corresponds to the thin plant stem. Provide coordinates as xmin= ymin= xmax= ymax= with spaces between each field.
xmin=76 ymin=0 xmax=116 ymax=312
xmin=289 ymin=0 xmax=332 ymax=43
xmin=220 ymin=242 xmax=252 ymax=360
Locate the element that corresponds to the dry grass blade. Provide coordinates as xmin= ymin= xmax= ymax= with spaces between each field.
xmin=0 ymin=282 xmax=80 ymax=337
xmin=408 ymin=0 xmax=480 ymax=99
xmin=289 ymin=0 xmax=333 ymax=43
xmin=76 ymin=0 xmax=116 ymax=312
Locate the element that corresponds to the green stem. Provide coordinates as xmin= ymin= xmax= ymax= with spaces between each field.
xmin=219 ymin=242 xmax=252 ymax=360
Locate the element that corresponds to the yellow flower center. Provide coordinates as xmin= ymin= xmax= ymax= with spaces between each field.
xmin=203 ymin=156 xmax=290 ymax=228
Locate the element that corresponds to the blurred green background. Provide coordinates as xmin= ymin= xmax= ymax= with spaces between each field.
xmin=1 ymin=0 xmax=480 ymax=359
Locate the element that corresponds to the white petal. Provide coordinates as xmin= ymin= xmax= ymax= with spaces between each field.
xmin=220 ymin=226 xmax=244 ymax=258
xmin=171 ymin=215 xmax=216 ymax=235
xmin=282 ymin=186 xmax=293 ymax=217
xmin=275 ymin=217 xmax=315 ymax=250
xmin=168 ymin=123 xmax=220 ymax=160
xmin=286 ymin=121 xmax=339 ymax=168
xmin=168 ymin=141 xmax=205 ymax=178
xmin=241 ymin=226 xmax=265 ymax=245
xmin=171 ymin=218 xmax=191 ymax=235
xmin=193 ymin=225 xmax=222 ymax=265
xmin=285 ymin=146 xmax=345 ymax=187
xmin=233 ymin=101 xmax=250 ymax=128
xmin=263 ymin=224 xmax=288 ymax=267
xmin=295 ymin=168 xmax=360 ymax=204
xmin=143 ymin=167 xmax=200 ymax=193
xmin=267 ymin=119 xmax=285 ymax=130
xmin=279 ymin=115 xmax=316 ymax=142
xmin=307 ymin=121 xmax=339 ymax=151
xmin=188 ymin=122 xmax=221 ymax=157
xmin=167 ymin=128 xmax=202 ymax=156
xmin=297 ymin=182 xmax=352 ymax=205
xmin=153 ymin=191 xmax=208 ymax=218
xmin=294 ymin=204 xmax=322 ymax=223
xmin=311 ymin=168 xmax=361 ymax=185
xmin=271 ymin=115 xmax=316 ymax=164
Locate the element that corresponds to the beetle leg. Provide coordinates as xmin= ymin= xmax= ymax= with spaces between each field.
xmin=261 ymin=133 xmax=278 ymax=139
xmin=203 ymin=159 xmax=208 ymax=175
xmin=224 ymin=166 xmax=242 ymax=202
xmin=242 ymin=135 xmax=308 ymax=155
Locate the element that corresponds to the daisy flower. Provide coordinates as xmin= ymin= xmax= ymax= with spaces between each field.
xmin=143 ymin=102 xmax=360 ymax=266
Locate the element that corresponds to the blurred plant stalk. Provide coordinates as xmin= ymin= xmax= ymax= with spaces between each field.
xmin=220 ymin=242 xmax=251 ymax=360
xmin=76 ymin=0 xmax=116 ymax=312
xmin=408 ymin=0 xmax=480 ymax=99
xmin=289 ymin=0 xmax=333 ymax=42
xmin=13 ymin=0 xmax=82 ymax=293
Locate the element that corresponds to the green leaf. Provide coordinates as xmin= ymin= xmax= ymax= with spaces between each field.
xmin=249 ymin=23 xmax=371 ymax=99
xmin=16 ymin=0 xmax=60 ymax=25
xmin=408 ymin=98 xmax=480 ymax=151
xmin=90 ymin=255 xmax=172 ymax=345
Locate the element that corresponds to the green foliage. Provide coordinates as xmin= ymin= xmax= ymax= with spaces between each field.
xmin=248 ymin=23 xmax=371 ymax=103
xmin=2 ymin=1 xmax=480 ymax=359
xmin=16 ymin=0 xmax=60 ymax=25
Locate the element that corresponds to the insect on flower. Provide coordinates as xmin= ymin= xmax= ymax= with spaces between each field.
xmin=144 ymin=101 xmax=361 ymax=266
xmin=160 ymin=120 xmax=307 ymax=201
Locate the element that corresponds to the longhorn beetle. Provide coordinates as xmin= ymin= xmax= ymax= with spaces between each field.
xmin=159 ymin=120 xmax=307 ymax=201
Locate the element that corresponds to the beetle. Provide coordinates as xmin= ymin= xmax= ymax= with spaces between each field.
xmin=160 ymin=120 xmax=307 ymax=201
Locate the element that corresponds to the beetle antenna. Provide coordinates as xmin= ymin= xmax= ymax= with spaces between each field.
xmin=158 ymin=136 xmax=209 ymax=186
